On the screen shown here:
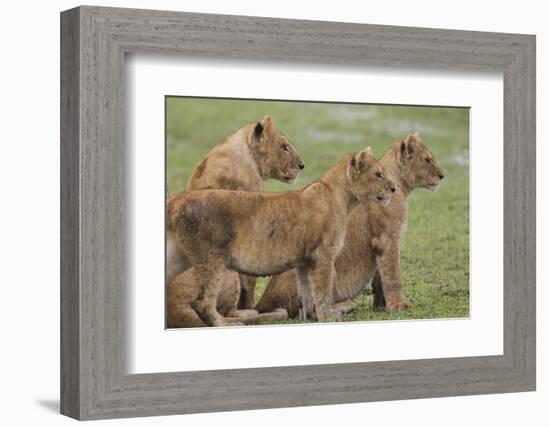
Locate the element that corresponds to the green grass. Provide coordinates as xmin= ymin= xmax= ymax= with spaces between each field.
xmin=167 ymin=97 xmax=470 ymax=322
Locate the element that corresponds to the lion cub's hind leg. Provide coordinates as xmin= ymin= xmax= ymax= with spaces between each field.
xmin=296 ymin=267 xmax=314 ymax=321
xmin=167 ymin=305 xmax=207 ymax=328
xmin=191 ymin=260 xmax=243 ymax=327
xmin=167 ymin=269 xmax=208 ymax=328
xmin=230 ymin=308 xmax=289 ymax=325
xmin=167 ymin=268 xmax=243 ymax=328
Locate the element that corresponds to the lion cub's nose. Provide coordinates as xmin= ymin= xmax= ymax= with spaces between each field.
xmin=298 ymin=161 xmax=305 ymax=170
xmin=439 ymin=174 xmax=445 ymax=180
xmin=390 ymin=186 xmax=396 ymax=193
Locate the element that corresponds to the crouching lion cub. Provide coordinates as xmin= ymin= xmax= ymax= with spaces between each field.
xmin=256 ymin=132 xmax=444 ymax=316
xmin=168 ymin=147 xmax=395 ymax=326
xmin=166 ymin=115 xmax=304 ymax=311
xmin=167 ymin=268 xmax=287 ymax=328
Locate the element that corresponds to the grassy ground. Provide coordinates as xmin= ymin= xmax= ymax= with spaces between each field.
xmin=167 ymin=97 xmax=470 ymax=322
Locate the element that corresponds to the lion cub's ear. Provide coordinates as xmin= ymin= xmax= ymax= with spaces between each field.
xmin=254 ymin=115 xmax=275 ymax=142
xmin=410 ymin=131 xmax=422 ymax=142
xmin=347 ymin=147 xmax=374 ymax=180
xmin=400 ymin=132 xmax=421 ymax=161
xmin=261 ymin=115 xmax=274 ymax=129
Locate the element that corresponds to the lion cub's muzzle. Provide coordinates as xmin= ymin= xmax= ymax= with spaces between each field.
xmin=376 ymin=194 xmax=392 ymax=207
xmin=375 ymin=182 xmax=396 ymax=207
xmin=425 ymin=171 xmax=445 ymax=191
xmin=283 ymin=161 xmax=305 ymax=183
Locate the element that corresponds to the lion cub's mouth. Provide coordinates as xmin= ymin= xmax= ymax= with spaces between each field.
xmin=426 ymin=181 xmax=440 ymax=191
xmin=376 ymin=195 xmax=392 ymax=207
xmin=283 ymin=170 xmax=300 ymax=183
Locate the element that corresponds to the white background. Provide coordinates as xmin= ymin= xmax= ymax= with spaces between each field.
xmin=128 ymin=57 xmax=503 ymax=373
xmin=0 ymin=1 xmax=546 ymax=426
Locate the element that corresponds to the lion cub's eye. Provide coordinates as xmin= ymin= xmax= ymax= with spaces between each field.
xmin=282 ymin=144 xmax=290 ymax=152
xmin=375 ymin=171 xmax=383 ymax=179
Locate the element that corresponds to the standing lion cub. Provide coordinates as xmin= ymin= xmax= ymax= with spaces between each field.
xmin=256 ymin=132 xmax=445 ymax=317
xmin=167 ymin=147 xmax=395 ymax=326
xmin=166 ymin=115 xmax=304 ymax=309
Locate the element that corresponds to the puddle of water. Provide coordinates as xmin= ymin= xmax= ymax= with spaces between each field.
xmin=449 ymin=149 xmax=469 ymax=166
xmin=307 ymin=128 xmax=362 ymax=144
xmin=330 ymin=106 xmax=377 ymax=121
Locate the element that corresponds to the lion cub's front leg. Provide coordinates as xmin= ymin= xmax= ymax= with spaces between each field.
xmin=310 ymin=264 xmax=338 ymax=322
xmin=375 ymin=241 xmax=411 ymax=312
xmin=302 ymin=260 xmax=339 ymax=322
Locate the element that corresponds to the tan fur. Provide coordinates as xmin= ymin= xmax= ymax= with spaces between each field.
xmin=168 ymin=147 xmax=395 ymax=326
xmin=167 ymin=268 xmax=287 ymax=327
xmin=186 ymin=115 xmax=304 ymax=192
xmin=166 ymin=116 xmax=303 ymax=315
xmin=256 ymin=132 xmax=444 ymax=316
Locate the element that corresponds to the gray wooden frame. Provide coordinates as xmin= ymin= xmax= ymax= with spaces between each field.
xmin=60 ymin=5 xmax=536 ymax=421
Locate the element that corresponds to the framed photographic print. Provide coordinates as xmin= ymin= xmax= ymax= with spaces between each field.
xmin=163 ymin=97 xmax=469 ymax=329
xmin=61 ymin=6 xmax=536 ymax=420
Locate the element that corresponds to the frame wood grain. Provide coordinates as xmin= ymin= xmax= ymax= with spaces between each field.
xmin=60 ymin=5 xmax=536 ymax=420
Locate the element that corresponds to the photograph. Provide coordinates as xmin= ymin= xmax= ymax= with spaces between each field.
xmin=52 ymin=3 xmax=537 ymax=422
xmin=165 ymin=97 xmax=469 ymax=328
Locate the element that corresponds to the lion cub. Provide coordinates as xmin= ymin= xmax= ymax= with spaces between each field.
xmin=256 ymin=132 xmax=444 ymax=316
xmin=186 ymin=115 xmax=304 ymax=191
xmin=168 ymin=147 xmax=395 ymax=326
xmin=166 ymin=115 xmax=303 ymax=310
xmin=167 ymin=268 xmax=287 ymax=328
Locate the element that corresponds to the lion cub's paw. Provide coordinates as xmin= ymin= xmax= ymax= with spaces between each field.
xmin=386 ymin=299 xmax=411 ymax=313
xmin=272 ymin=308 xmax=289 ymax=321
xmin=314 ymin=305 xmax=344 ymax=322
xmin=331 ymin=309 xmax=344 ymax=322
xmin=333 ymin=299 xmax=356 ymax=316
xmin=233 ymin=309 xmax=259 ymax=319
xmin=217 ymin=317 xmax=245 ymax=327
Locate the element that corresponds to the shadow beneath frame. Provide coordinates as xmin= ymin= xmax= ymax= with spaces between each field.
xmin=35 ymin=399 xmax=59 ymax=414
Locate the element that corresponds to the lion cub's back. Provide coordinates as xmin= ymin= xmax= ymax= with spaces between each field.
xmin=186 ymin=127 xmax=262 ymax=192
xmin=226 ymin=192 xmax=311 ymax=275
xmin=169 ymin=190 xmax=265 ymax=248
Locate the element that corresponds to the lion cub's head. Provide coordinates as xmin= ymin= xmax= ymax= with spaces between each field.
xmin=398 ymin=132 xmax=444 ymax=191
xmin=252 ymin=115 xmax=304 ymax=184
xmin=346 ymin=147 xmax=396 ymax=206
